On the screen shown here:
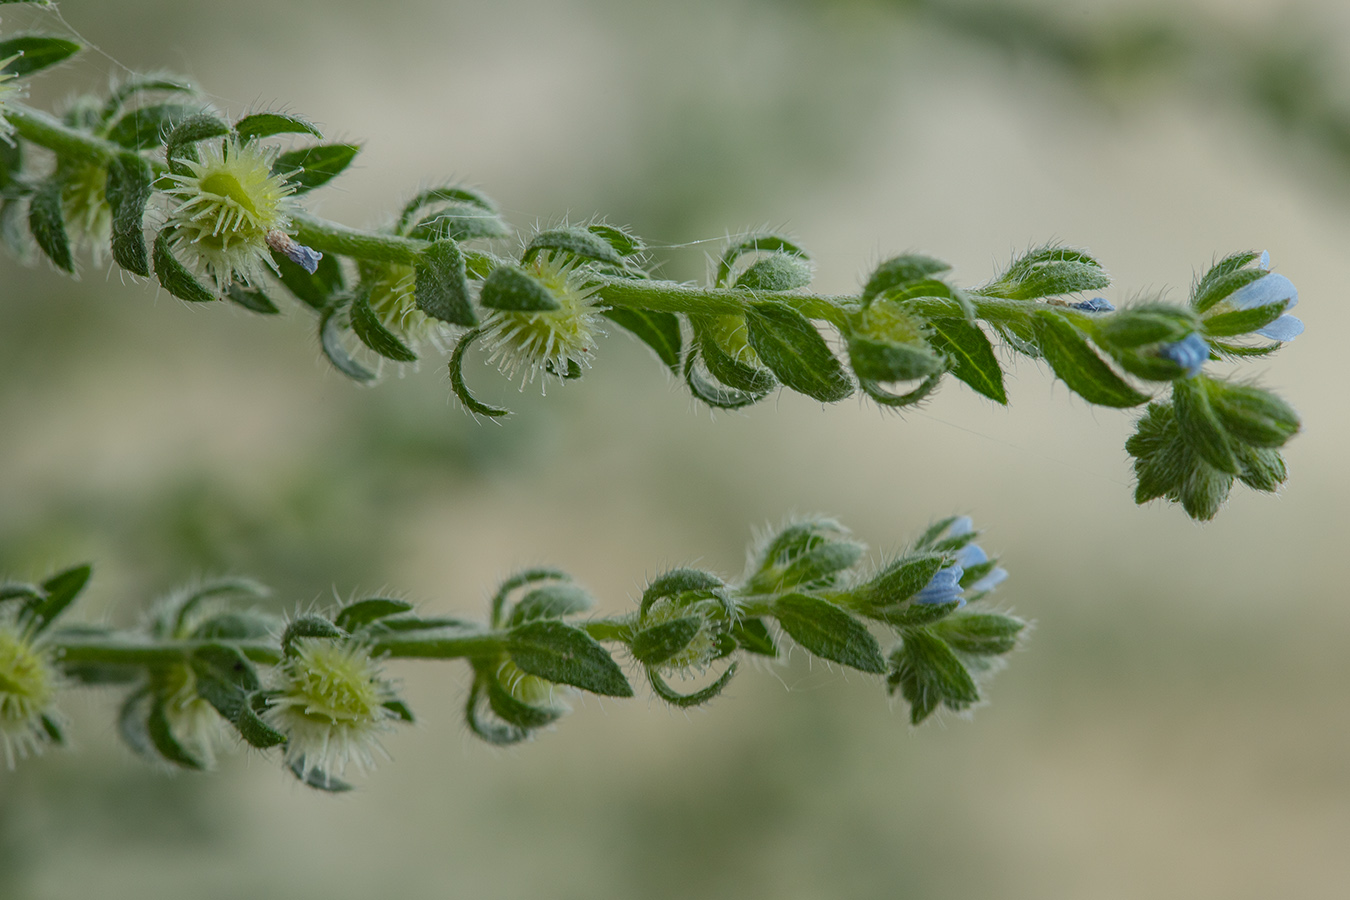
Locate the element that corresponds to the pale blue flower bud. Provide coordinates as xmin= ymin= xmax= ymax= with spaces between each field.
xmin=1158 ymin=332 xmax=1209 ymax=378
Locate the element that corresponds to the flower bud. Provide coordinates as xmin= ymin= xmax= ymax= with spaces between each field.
xmin=0 ymin=621 xmax=58 ymax=768
xmin=481 ymin=253 xmax=604 ymax=388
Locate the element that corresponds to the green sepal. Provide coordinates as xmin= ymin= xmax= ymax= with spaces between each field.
xmin=319 ymin=304 xmax=376 ymax=383
xmin=1126 ymin=401 xmax=1236 ymax=520
xmin=383 ymin=699 xmax=416 ymax=723
xmin=772 ymin=592 xmax=885 ymax=674
xmin=1207 ymin=380 xmax=1300 ymax=448
xmin=104 ymin=153 xmax=155 ymax=275
xmin=0 ymin=582 xmax=42 ymax=604
xmin=858 ymin=373 xmax=942 ymax=408
xmin=190 ymin=611 xmax=276 ymax=641
xmin=272 ymin=143 xmax=360 ymax=193
xmin=647 ymin=663 xmax=738 ymax=708
xmin=522 ymin=226 xmax=627 ymax=269
xmin=887 ymin=629 xmax=980 ymax=724
xmin=233 ymin=112 xmax=322 ymax=141
xmin=99 ymin=76 xmax=196 ymax=124
xmin=854 ymin=554 xmax=945 ymax=609
xmin=152 ymin=228 xmax=217 ymax=302
xmin=715 ymin=233 xmax=809 ymax=288
xmin=273 ymin=246 xmax=344 ymax=310
xmin=226 ymin=284 xmax=279 ymax=314
xmin=414 ymin=239 xmax=476 ymax=325
xmin=163 ymin=114 xmax=229 ymax=174
xmin=745 ymin=300 xmax=853 ymax=402
xmin=490 ymin=568 xmax=571 ymax=628
xmin=630 ymin=616 xmax=702 ymax=667
xmin=926 ymin=316 xmax=1006 ymax=403
xmin=506 ymin=620 xmax=633 ymax=697
xmin=1032 ymin=310 xmax=1148 ymax=407
xmin=20 ymin=562 xmax=92 ymax=633
xmin=749 ymin=539 xmax=864 ymax=594
xmin=1200 ymin=301 xmax=1287 ymax=338
xmin=288 ymin=759 xmax=353 ymax=793
xmin=846 ymin=334 xmax=943 ymax=384
xmin=684 ymin=350 xmax=769 ymax=409
xmin=692 ymin=318 xmax=776 ymax=393
xmin=932 ymin=612 xmax=1026 ymax=656
xmin=407 ymin=204 xmax=509 ymax=242
xmin=334 ymin=598 xmax=416 ymax=633
xmin=465 ymin=676 xmax=529 ymax=745
xmin=39 ymin=713 xmax=64 ymax=746
xmin=0 ymin=36 xmax=81 ymax=77
xmin=508 ymin=583 xmax=595 ymax=626
xmin=190 ymin=644 xmax=287 ymax=749
xmin=1235 ymin=444 xmax=1287 ymax=492
xmin=640 ymin=568 xmax=724 ymax=616
xmin=27 ymin=177 xmax=72 ymax=272
xmin=1191 ymin=254 xmax=1265 ymax=313
xmin=861 ymin=254 xmax=951 ymax=303
xmin=875 ymin=600 xmax=961 ymax=629
xmin=1172 ymin=377 xmax=1238 ymax=475
xmin=486 ymin=677 xmax=563 ymax=730
xmin=117 ymin=688 xmax=157 ymax=760
xmin=480 ymin=263 xmax=559 ymax=311
xmin=983 ymin=245 xmax=1109 ymax=300
xmin=103 ymin=102 xmax=198 ymax=150
xmin=280 ymin=615 xmax=345 ymax=657
xmin=754 ymin=519 xmax=850 ymax=568
xmin=1093 ymin=304 xmax=1195 ymax=349
xmin=147 ymin=700 xmax=206 ymax=770
xmin=602 ymin=307 xmax=682 ymax=370
xmin=587 ymin=223 xmax=645 ymax=259
xmin=398 ymin=185 xmax=498 ymax=230
xmin=733 ymin=253 xmax=812 ymax=291
xmin=730 ymin=617 xmax=777 ymax=656
xmin=351 ymin=289 xmax=418 ymax=362
xmin=167 ymin=576 xmax=268 ymax=636
xmin=449 ymin=327 xmax=509 ymax=417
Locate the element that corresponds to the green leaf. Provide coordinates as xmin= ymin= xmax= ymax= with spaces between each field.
xmin=383 ymin=699 xmax=416 ymax=723
xmin=846 ymin=334 xmax=943 ymax=383
xmin=27 ymin=178 xmax=72 ymax=272
xmin=684 ymin=351 xmax=769 ymax=409
xmin=190 ymin=611 xmax=276 ymax=641
xmin=647 ymin=664 xmax=738 ymax=708
xmin=104 ymin=102 xmax=198 ymax=150
xmin=507 ymin=620 xmax=633 ymax=697
xmin=117 ymin=689 xmax=157 ymax=760
xmin=508 ymin=584 xmax=595 ymax=626
xmin=233 ymin=112 xmax=322 ymax=141
xmin=1201 ymin=302 xmax=1287 ymax=339
xmin=163 ymin=114 xmax=230 ymax=173
xmin=351 ymin=289 xmax=418 ymax=362
xmin=861 ymin=254 xmax=952 ymax=303
xmin=407 ymin=204 xmax=509 ymax=242
xmin=745 ymin=301 xmax=852 ymax=402
xmin=334 ymin=598 xmax=416 ymax=633
xmin=1207 ymin=380 xmax=1300 ymax=448
xmin=449 ymin=328 xmax=510 ymax=417
xmin=319 ymin=305 xmax=376 ymax=383
xmin=733 ymin=254 xmax=813 ymax=291
xmin=106 ymin=153 xmax=154 ymax=276
xmin=856 ymin=554 xmax=945 ymax=609
xmin=693 ymin=319 xmax=776 ymax=393
xmin=0 ymin=36 xmax=80 ymax=77
xmin=280 ymin=615 xmax=345 ymax=656
xmin=772 ymin=593 xmax=885 ymax=674
xmin=875 ymin=600 xmax=961 ymax=629
xmin=273 ymin=143 xmax=360 ymax=193
xmin=170 ymin=577 xmax=268 ymax=636
xmin=932 ymin=613 xmax=1026 ymax=656
xmin=857 ymin=372 xmax=943 ymax=409
xmin=153 ymin=228 xmax=217 ymax=302
xmin=1032 ymin=310 xmax=1148 ymax=408
xmin=630 ymin=617 xmax=703 ymax=667
xmin=587 ymin=223 xmax=645 ymax=258
xmin=601 ymin=308 xmax=682 ymax=370
xmin=398 ymin=185 xmax=498 ymax=227
xmin=100 ymin=76 xmax=196 ymax=123
xmin=272 ymin=247 xmax=344 ymax=310
xmin=522 ymin=226 xmax=627 ymax=269
xmin=1172 ymin=377 xmax=1238 ymax=474
xmin=486 ymin=677 xmax=563 ymax=730
xmin=288 ymin=759 xmax=352 ymax=793
xmin=21 ymin=563 xmax=91 ymax=633
xmin=926 ymin=316 xmax=1006 ymax=403
xmin=1192 ymin=256 xmax=1265 ymax=313
xmin=480 ymin=264 xmax=559 ymax=311
xmin=414 ymin=239 xmax=476 ymax=326
xmin=147 ymin=701 xmax=205 ymax=770
xmin=887 ymin=629 xmax=980 ymax=724
xmin=730 ymin=618 xmax=777 ymax=656
xmin=226 ymin=284 xmax=280 ymax=315
xmin=464 ymin=676 xmax=530 ymax=745
xmin=640 ymin=568 xmax=724 ymax=615
xmin=715 ymin=233 xmax=809 ymax=288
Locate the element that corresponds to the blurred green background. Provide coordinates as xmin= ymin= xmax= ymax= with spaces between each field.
xmin=2 ymin=0 xmax=1348 ymax=897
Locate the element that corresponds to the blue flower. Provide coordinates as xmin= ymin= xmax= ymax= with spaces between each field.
xmin=1224 ymin=268 xmax=1303 ymax=342
xmin=1071 ymin=297 xmax=1115 ymax=313
xmin=1158 ymin=332 xmax=1210 ymax=378
xmin=913 ymin=517 xmax=1008 ymax=604
xmin=914 ymin=565 xmax=965 ymax=605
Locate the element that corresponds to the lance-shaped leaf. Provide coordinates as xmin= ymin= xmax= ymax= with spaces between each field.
xmin=508 ymin=583 xmax=595 ymax=626
xmin=147 ymin=700 xmax=206 ymax=770
xmin=0 ymin=36 xmax=81 ymax=77
xmin=648 ymin=664 xmax=738 ymax=708
xmin=234 ymin=112 xmax=322 ymax=141
xmin=27 ymin=178 xmax=72 ymax=272
xmin=480 ymin=263 xmax=559 ymax=312
xmin=104 ymin=102 xmax=198 ymax=150
xmin=335 ymin=598 xmax=416 ymax=633
xmin=106 ymin=153 xmax=154 ymax=275
xmin=861 ymin=254 xmax=951 ymax=303
xmin=630 ymin=616 xmax=703 ymax=667
xmin=745 ymin=301 xmax=852 ymax=402
xmin=164 ymin=114 xmax=229 ymax=173
xmin=1172 ymin=376 xmax=1238 ymax=474
xmin=351 ymin=289 xmax=418 ymax=362
xmin=273 ymin=143 xmax=360 ymax=193
xmin=280 ymin=615 xmax=345 ymax=657
xmin=684 ymin=351 xmax=769 ymax=410
xmin=926 ymin=316 xmax=1006 ymax=403
xmin=1032 ymin=310 xmax=1148 ymax=408
xmin=730 ymin=618 xmax=777 ymax=657
xmin=153 ymin=229 xmax=217 ymax=302
xmin=506 ymin=620 xmax=633 ymax=697
xmin=449 ymin=328 xmax=509 ymax=417
xmin=486 ymin=677 xmax=563 ymax=730
xmin=887 ymin=629 xmax=980 ymax=724
xmin=226 ymin=285 xmax=280 ymax=315
xmin=716 ymin=233 xmax=809 ymax=288
xmin=415 ymin=239 xmax=476 ymax=325
xmin=602 ymin=308 xmax=682 ymax=370
xmin=932 ymin=613 xmax=1026 ymax=657
xmin=522 ymin=226 xmax=627 ymax=269
xmin=465 ymin=676 xmax=529 ymax=746
xmin=772 ymin=593 xmax=885 ymax=674
xmin=21 ymin=563 xmax=91 ymax=633
xmin=734 ymin=253 xmax=812 ymax=291
xmin=319 ymin=305 xmax=376 ymax=383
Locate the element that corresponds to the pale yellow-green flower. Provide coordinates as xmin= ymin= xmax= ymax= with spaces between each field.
xmin=482 ymin=253 xmax=604 ymax=389
xmin=0 ymin=620 xmax=58 ymax=768
xmin=0 ymin=54 xmax=25 ymax=146
xmin=360 ymin=259 xmax=455 ymax=353
xmin=61 ymin=161 xmax=113 ymax=265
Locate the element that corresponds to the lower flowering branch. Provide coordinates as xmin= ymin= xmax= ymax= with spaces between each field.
xmin=1 ymin=516 xmax=1025 ymax=790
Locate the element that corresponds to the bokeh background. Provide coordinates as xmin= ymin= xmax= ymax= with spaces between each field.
xmin=1 ymin=0 xmax=1347 ymax=897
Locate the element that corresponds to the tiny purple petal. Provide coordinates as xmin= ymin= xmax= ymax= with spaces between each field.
xmin=915 ymin=565 xmax=965 ymax=605
xmin=1227 ymin=273 xmax=1297 ymax=312
xmin=955 ymin=543 xmax=988 ymax=569
xmin=1256 ymin=314 xmax=1304 ymax=342
xmin=970 ymin=566 xmax=1008 ymax=594
xmin=1157 ymin=332 xmax=1209 ymax=378
xmin=1072 ymin=297 xmax=1115 ymax=313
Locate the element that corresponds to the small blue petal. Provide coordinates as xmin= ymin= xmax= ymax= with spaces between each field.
xmin=948 ymin=516 xmax=974 ymax=537
xmin=970 ymin=566 xmax=1008 ymax=594
xmin=1072 ymin=297 xmax=1115 ymax=313
xmin=955 ymin=543 xmax=988 ymax=568
xmin=1227 ymin=273 xmax=1297 ymax=312
xmin=286 ymin=243 xmax=324 ymax=275
xmin=1157 ymin=332 xmax=1210 ymax=378
xmin=1259 ymin=250 xmax=1270 ymax=270
xmin=1256 ymin=314 xmax=1304 ymax=342
xmin=915 ymin=565 xmax=964 ymax=605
